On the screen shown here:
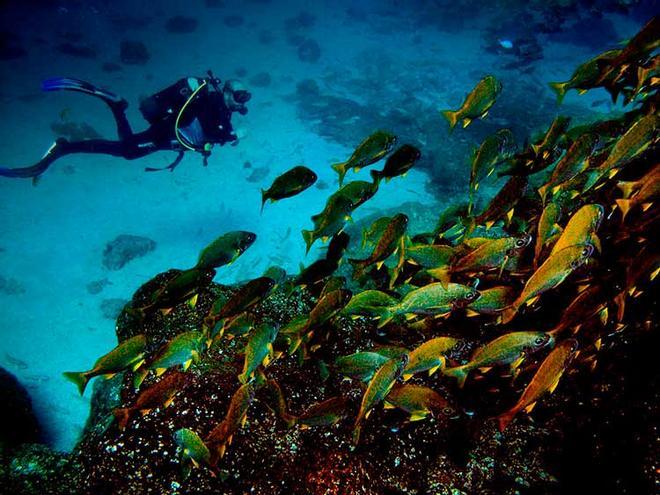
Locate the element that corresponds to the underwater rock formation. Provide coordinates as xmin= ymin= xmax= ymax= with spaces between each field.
xmin=224 ymin=15 xmax=245 ymax=28
xmin=86 ymin=279 xmax=111 ymax=295
xmin=102 ymin=234 xmax=156 ymax=271
xmin=165 ymin=15 xmax=198 ymax=34
xmin=55 ymin=43 xmax=97 ymax=59
xmin=50 ymin=121 xmax=101 ymax=142
xmin=249 ymin=71 xmax=272 ymax=88
xmin=0 ymin=368 xmax=41 ymax=447
xmin=0 ymin=274 xmax=26 ymax=295
xmin=0 ymin=31 xmax=27 ymax=60
xmin=297 ymin=38 xmax=321 ymax=63
xmin=119 ymin=40 xmax=150 ymax=66
xmin=99 ymin=298 xmax=129 ymax=320
xmin=101 ymin=62 xmax=122 ymax=73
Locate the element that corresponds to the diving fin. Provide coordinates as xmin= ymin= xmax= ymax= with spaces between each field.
xmin=42 ymin=77 xmax=124 ymax=105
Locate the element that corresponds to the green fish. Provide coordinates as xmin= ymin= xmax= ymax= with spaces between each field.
xmin=550 ymin=204 xmax=604 ymax=256
xmin=302 ymin=196 xmax=354 ymax=254
xmin=548 ymin=49 xmax=621 ymax=104
xmin=113 ymin=370 xmax=190 ymax=430
xmin=443 ymin=331 xmax=554 ymax=388
xmin=432 ymin=234 xmax=531 ymax=285
xmin=196 ymin=231 xmax=257 ymax=270
xmin=349 ymin=214 xmax=408 ymax=279
xmin=204 ymin=277 xmax=276 ymax=335
xmin=295 ymin=396 xmax=349 ymax=428
xmin=465 ymin=286 xmax=515 ymax=317
xmin=63 ymin=334 xmax=146 ymax=396
xmin=501 ymin=244 xmax=594 ymax=324
xmin=469 ymin=129 xmax=516 ymax=190
xmin=262 ymin=379 xmax=295 ymax=427
xmin=353 ymin=354 xmax=408 ymax=444
xmin=530 ymin=116 xmax=571 ymax=158
xmin=384 ymin=384 xmax=457 ymax=421
xmin=615 ymin=162 xmax=660 ymax=221
xmin=174 ymin=428 xmax=211 ymax=469
xmin=341 ymin=290 xmax=399 ymax=318
xmin=239 ymin=324 xmax=279 ymax=383
xmin=538 ymin=133 xmax=599 ymax=202
xmin=594 ymin=17 xmax=660 ymax=87
xmin=441 ymin=75 xmax=502 ymax=131
xmin=378 ymin=282 xmax=479 ymax=327
xmin=534 ymin=203 xmax=562 ymax=268
xmin=370 ymin=144 xmax=421 ymax=184
xmin=206 ymin=383 xmax=255 ymax=463
xmin=331 ymin=130 xmax=397 ymax=186
xmin=303 ymin=288 xmax=353 ymax=336
xmin=497 ymin=339 xmax=579 ymax=431
xmin=403 ymin=337 xmax=461 ymax=380
xmin=148 ymin=330 xmax=205 ymax=376
xmin=335 ymin=351 xmax=391 ymax=381
xmin=405 ymin=242 xmax=454 ymax=269
xmin=361 ymin=216 xmax=392 ymax=248
xmin=583 ymin=112 xmax=658 ymax=192
xmin=473 ymin=175 xmax=528 ymax=230
xmin=327 ymin=180 xmax=379 ymax=211
xmin=137 ymin=268 xmax=215 ymax=316
xmin=261 ymin=165 xmax=317 ymax=212
xmin=319 ymin=276 xmax=347 ymax=299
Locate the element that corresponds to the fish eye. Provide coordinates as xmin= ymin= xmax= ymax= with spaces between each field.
xmin=442 ymin=407 xmax=455 ymax=416
xmin=582 ymin=246 xmax=592 ymax=256
xmin=533 ymin=336 xmax=546 ymax=346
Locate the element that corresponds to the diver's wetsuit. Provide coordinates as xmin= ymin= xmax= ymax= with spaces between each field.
xmin=0 ymin=77 xmax=242 ymax=179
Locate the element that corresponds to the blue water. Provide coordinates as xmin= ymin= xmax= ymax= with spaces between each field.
xmin=0 ymin=0 xmax=653 ymax=451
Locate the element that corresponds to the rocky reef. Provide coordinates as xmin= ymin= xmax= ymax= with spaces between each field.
xmin=1 ymin=14 xmax=657 ymax=495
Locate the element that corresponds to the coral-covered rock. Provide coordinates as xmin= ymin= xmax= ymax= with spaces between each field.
xmin=119 ymin=40 xmax=150 ymax=66
xmin=297 ymin=38 xmax=321 ymax=63
xmin=0 ymin=368 xmax=41 ymax=448
xmin=102 ymin=234 xmax=156 ymax=271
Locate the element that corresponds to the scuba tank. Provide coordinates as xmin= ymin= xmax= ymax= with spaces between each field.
xmin=139 ymin=72 xmax=223 ymax=155
xmin=139 ymin=77 xmax=206 ymax=125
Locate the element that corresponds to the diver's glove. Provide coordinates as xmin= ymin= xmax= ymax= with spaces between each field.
xmin=202 ymin=143 xmax=213 ymax=167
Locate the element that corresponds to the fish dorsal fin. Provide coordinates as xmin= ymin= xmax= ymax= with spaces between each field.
xmin=409 ymin=412 xmax=428 ymax=422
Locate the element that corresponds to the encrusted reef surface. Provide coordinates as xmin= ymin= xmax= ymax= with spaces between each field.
xmin=1 ymin=274 xmax=655 ymax=494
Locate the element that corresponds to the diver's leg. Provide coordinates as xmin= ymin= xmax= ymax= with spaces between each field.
xmin=108 ymin=100 xmax=134 ymax=141
xmin=42 ymin=77 xmax=134 ymax=140
xmin=0 ymin=138 xmax=156 ymax=180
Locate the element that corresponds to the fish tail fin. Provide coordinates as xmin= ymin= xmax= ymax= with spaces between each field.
xmin=500 ymin=306 xmax=517 ymax=325
xmin=548 ymin=82 xmax=568 ymax=104
xmin=441 ymin=110 xmax=458 ymax=131
xmin=376 ymin=307 xmax=395 ymax=328
xmin=302 ymin=229 xmax=315 ymax=254
xmin=63 ymin=371 xmax=89 ymax=396
xmin=427 ymin=267 xmax=450 ymax=288
xmin=352 ymin=423 xmax=362 ymax=445
xmin=370 ymin=169 xmax=382 ymax=185
xmin=497 ymin=410 xmax=516 ymax=432
xmin=331 ymin=162 xmax=347 ymax=186
xmin=616 ymin=181 xmax=637 ymax=199
xmin=348 ymin=258 xmax=366 ymax=279
xmin=112 ymin=408 xmax=132 ymax=430
xmin=615 ymin=198 xmax=632 ymax=221
xmin=443 ymin=365 xmax=468 ymax=388
xmin=282 ymin=412 xmax=297 ymax=428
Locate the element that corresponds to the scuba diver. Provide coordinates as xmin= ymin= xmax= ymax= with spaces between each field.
xmin=0 ymin=71 xmax=251 ymax=179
